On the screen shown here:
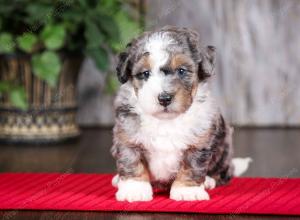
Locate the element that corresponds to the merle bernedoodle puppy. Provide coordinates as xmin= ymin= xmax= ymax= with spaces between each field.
xmin=111 ymin=26 xmax=251 ymax=202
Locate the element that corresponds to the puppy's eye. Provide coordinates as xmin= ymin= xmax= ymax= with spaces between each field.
xmin=136 ymin=71 xmax=150 ymax=80
xmin=177 ymin=68 xmax=187 ymax=77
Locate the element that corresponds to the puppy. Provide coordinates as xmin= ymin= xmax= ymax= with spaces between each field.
xmin=111 ymin=26 xmax=251 ymax=202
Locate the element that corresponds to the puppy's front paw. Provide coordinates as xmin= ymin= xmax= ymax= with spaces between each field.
xmin=116 ymin=179 xmax=153 ymax=202
xmin=170 ymin=184 xmax=210 ymax=201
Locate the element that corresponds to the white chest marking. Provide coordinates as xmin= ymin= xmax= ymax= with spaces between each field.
xmin=140 ymin=118 xmax=189 ymax=181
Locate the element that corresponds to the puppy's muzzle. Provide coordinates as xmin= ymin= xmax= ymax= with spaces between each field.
xmin=158 ymin=92 xmax=173 ymax=107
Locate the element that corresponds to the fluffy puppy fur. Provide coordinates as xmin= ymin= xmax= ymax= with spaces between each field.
xmin=111 ymin=26 xmax=240 ymax=202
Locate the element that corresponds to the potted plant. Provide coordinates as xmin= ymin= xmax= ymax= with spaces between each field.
xmin=0 ymin=0 xmax=140 ymax=143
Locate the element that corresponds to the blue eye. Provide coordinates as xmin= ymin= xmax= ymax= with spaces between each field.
xmin=136 ymin=70 xmax=150 ymax=80
xmin=177 ymin=68 xmax=187 ymax=76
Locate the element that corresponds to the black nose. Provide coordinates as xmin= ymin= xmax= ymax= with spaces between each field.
xmin=158 ymin=93 xmax=173 ymax=107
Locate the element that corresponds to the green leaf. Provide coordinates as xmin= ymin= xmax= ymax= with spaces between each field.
xmin=9 ymin=87 xmax=28 ymax=110
xmin=86 ymin=47 xmax=108 ymax=71
xmin=84 ymin=20 xmax=104 ymax=49
xmin=112 ymin=12 xmax=140 ymax=51
xmin=16 ymin=33 xmax=38 ymax=53
xmin=25 ymin=4 xmax=54 ymax=18
xmin=0 ymin=81 xmax=28 ymax=110
xmin=0 ymin=32 xmax=15 ymax=53
xmin=0 ymin=4 xmax=16 ymax=17
xmin=99 ymin=0 xmax=119 ymax=12
xmin=32 ymin=51 xmax=61 ymax=87
xmin=25 ymin=4 xmax=54 ymax=26
xmin=41 ymin=24 xmax=66 ymax=50
xmin=96 ymin=14 xmax=120 ymax=42
xmin=0 ymin=81 xmax=11 ymax=96
xmin=78 ymin=0 xmax=88 ymax=9
xmin=61 ymin=10 xmax=83 ymax=23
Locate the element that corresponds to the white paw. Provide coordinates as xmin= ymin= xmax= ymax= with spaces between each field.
xmin=170 ymin=184 xmax=210 ymax=201
xmin=112 ymin=174 xmax=119 ymax=187
xmin=116 ymin=179 xmax=153 ymax=202
xmin=204 ymin=176 xmax=216 ymax=190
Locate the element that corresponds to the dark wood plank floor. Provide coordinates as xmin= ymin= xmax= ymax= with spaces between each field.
xmin=0 ymin=127 xmax=299 ymax=219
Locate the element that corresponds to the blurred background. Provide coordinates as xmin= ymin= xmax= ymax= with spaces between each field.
xmin=0 ymin=0 xmax=299 ymax=177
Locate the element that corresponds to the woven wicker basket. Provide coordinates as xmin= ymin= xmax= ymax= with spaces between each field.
xmin=0 ymin=54 xmax=82 ymax=143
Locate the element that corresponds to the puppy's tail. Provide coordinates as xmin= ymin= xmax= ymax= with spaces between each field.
xmin=232 ymin=157 xmax=252 ymax=176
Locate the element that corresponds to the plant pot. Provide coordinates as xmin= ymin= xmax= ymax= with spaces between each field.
xmin=0 ymin=54 xmax=83 ymax=144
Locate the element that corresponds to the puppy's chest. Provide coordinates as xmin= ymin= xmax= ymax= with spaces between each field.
xmin=134 ymin=117 xmax=198 ymax=181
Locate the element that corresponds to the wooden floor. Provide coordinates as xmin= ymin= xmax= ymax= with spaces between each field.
xmin=0 ymin=127 xmax=299 ymax=219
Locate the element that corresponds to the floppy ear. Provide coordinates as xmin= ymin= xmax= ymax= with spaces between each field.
xmin=198 ymin=45 xmax=216 ymax=81
xmin=116 ymin=51 xmax=132 ymax=84
xmin=178 ymin=27 xmax=216 ymax=81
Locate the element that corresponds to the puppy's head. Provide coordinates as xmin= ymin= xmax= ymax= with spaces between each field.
xmin=116 ymin=26 xmax=215 ymax=119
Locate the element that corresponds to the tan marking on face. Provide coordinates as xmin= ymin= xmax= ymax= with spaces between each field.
xmin=170 ymin=54 xmax=195 ymax=72
xmin=174 ymin=81 xmax=198 ymax=113
xmin=173 ymin=83 xmax=193 ymax=113
xmin=168 ymin=54 xmax=198 ymax=114
xmin=132 ymin=54 xmax=152 ymax=95
xmin=133 ymin=54 xmax=152 ymax=76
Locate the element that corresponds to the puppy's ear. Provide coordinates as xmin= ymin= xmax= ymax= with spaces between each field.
xmin=198 ymin=45 xmax=216 ymax=81
xmin=116 ymin=52 xmax=129 ymax=84
xmin=116 ymin=43 xmax=133 ymax=84
xmin=179 ymin=28 xmax=216 ymax=81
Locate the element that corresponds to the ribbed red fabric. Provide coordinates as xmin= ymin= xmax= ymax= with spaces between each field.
xmin=0 ymin=173 xmax=299 ymax=215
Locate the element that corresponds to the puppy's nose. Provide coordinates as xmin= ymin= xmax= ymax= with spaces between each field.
xmin=158 ymin=93 xmax=173 ymax=107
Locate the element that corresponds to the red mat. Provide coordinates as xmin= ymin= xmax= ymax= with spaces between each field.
xmin=0 ymin=173 xmax=299 ymax=215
